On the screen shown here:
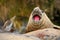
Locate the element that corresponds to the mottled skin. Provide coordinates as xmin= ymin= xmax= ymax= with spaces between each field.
xmin=25 ymin=7 xmax=60 ymax=33
xmin=0 ymin=33 xmax=40 ymax=40
xmin=25 ymin=28 xmax=60 ymax=40
xmin=0 ymin=28 xmax=60 ymax=40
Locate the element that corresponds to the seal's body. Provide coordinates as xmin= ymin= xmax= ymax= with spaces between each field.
xmin=0 ymin=33 xmax=40 ymax=40
xmin=25 ymin=28 xmax=60 ymax=40
xmin=26 ymin=7 xmax=60 ymax=32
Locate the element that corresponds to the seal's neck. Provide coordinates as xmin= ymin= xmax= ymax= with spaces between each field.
xmin=41 ymin=13 xmax=54 ymax=28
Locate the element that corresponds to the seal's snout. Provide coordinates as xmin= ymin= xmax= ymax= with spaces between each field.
xmin=32 ymin=7 xmax=41 ymax=21
xmin=32 ymin=7 xmax=42 ymax=15
xmin=34 ymin=7 xmax=40 ymax=11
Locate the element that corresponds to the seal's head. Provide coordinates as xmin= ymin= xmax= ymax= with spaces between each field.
xmin=26 ymin=7 xmax=45 ymax=32
xmin=31 ymin=7 xmax=44 ymax=22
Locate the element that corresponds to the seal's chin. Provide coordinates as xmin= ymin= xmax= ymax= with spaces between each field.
xmin=33 ymin=15 xmax=41 ymax=21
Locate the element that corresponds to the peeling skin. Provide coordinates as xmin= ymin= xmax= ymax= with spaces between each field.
xmin=25 ymin=7 xmax=60 ymax=33
xmin=25 ymin=28 xmax=60 ymax=40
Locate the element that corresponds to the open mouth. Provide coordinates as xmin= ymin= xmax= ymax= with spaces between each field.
xmin=33 ymin=15 xmax=41 ymax=21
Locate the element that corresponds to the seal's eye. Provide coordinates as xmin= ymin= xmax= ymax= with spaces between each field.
xmin=41 ymin=10 xmax=44 ymax=13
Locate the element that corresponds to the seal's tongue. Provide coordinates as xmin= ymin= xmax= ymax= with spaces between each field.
xmin=33 ymin=15 xmax=40 ymax=21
